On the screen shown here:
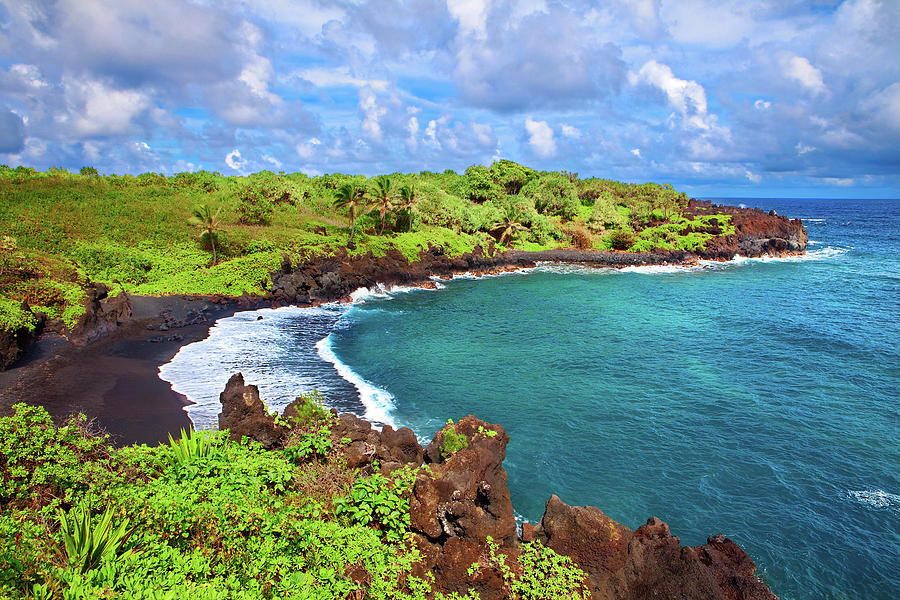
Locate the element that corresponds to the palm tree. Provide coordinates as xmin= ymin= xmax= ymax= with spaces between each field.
xmin=333 ymin=183 xmax=368 ymax=244
xmin=394 ymin=184 xmax=421 ymax=232
xmin=190 ymin=204 xmax=224 ymax=265
xmin=490 ymin=206 xmax=529 ymax=247
xmin=370 ymin=175 xmax=397 ymax=235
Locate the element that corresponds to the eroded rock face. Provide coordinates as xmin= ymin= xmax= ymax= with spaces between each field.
xmin=531 ymin=496 xmax=777 ymax=600
xmin=410 ymin=416 xmax=518 ymax=599
xmin=412 ymin=415 xmax=517 ymax=546
xmin=70 ymin=284 xmax=133 ymax=345
xmin=217 ymin=373 xmax=287 ymax=449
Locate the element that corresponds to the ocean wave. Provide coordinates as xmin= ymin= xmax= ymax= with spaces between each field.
xmin=315 ymin=333 xmax=396 ymax=428
xmin=618 ymin=264 xmax=702 ymax=274
xmin=847 ymin=489 xmax=900 ymax=511
xmin=158 ymin=305 xmax=349 ymax=430
xmin=727 ymin=246 xmax=850 ymax=264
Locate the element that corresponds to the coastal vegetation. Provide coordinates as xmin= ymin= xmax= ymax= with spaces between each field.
xmin=0 ymin=162 xmax=732 ymax=340
xmin=0 ymin=402 xmax=590 ymax=599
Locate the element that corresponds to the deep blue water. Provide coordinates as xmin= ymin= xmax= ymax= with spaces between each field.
xmin=326 ymin=198 xmax=900 ymax=600
xmin=162 ymin=198 xmax=900 ymax=600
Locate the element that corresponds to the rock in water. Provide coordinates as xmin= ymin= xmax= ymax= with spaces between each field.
xmin=531 ymin=497 xmax=777 ymax=600
xmin=217 ymin=373 xmax=287 ymax=449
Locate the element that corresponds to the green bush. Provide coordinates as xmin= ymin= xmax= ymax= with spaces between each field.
xmin=334 ymin=466 xmax=418 ymax=543
xmin=440 ymin=421 xmax=469 ymax=460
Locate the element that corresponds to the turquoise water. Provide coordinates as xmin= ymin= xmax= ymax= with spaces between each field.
xmin=326 ymin=199 xmax=899 ymax=600
xmin=161 ymin=198 xmax=900 ymax=600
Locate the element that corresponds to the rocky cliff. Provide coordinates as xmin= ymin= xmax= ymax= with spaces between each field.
xmin=220 ymin=374 xmax=778 ymax=600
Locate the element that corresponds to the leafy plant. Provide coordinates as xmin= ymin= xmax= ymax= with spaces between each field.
xmin=334 ymin=465 xmax=418 ymax=542
xmin=441 ymin=420 xmax=469 ymax=460
xmin=469 ymin=537 xmax=590 ymax=600
xmin=283 ymin=428 xmax=333 ymax=464
xmin=57 ymin=501 xmax=136 ymax=573
xmin=167 ymin=428 xmax=218 ymax=465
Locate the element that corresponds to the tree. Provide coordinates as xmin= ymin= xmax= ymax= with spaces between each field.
xmin=394 ymin=184 xmax=421 ymax=232
xmin=490 ymin=206 xmax=530 ymax=247
xmin=190 ymin=204 xmax=224 ymax=266
xmin=333 ymin=183 xmax=368 ymax=243
xmin=370 ymin=175 xmax=397 ymax=235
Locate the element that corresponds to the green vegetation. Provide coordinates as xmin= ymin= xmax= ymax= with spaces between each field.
xmin=0 ymin=403 xmax=590 ymax=599
xmin=0 ymin=163 xmax=732 ymax=340
xmin=440 ymin=420 xmax=469 ymax=460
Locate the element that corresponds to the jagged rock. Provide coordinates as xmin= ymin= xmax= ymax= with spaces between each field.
xmin=532 ymin=495 xmax=632 ymax=593
xmin=412 ymin=415 xmax=517 ymax=546
xmin=531 ymin=496 xmax=776 ymax=600
xmin=70 ymin=284 xmax=133 ymax=345
xmin=217 ymin=373 xmax=287 ymax=449
xmin=410 ymin=416 xmax=518 ymax=598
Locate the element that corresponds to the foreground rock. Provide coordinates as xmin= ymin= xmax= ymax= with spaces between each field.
xmin=527 ymin=496 xmax=776 ymax=600
xmin=0 ymin=305 xmax=44 ymax=370
xmin=220 ymin=379 xmax=777 ymax=600
xmin=217 ymin=373 xmax=287 ymax=449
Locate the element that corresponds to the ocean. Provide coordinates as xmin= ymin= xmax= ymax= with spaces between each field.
xmin=159 ymin=198 xmax=900 ymax=600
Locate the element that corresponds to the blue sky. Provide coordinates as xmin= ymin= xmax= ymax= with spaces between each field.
xmin=0 ymin=0 xmax=898 ymax=197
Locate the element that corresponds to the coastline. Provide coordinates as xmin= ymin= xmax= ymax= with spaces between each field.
xmin=0 ymin=243 xmax=810 ymax=447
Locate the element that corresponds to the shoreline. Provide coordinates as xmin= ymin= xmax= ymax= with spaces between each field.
xmin=0 ymin=237 xmax=810 ymax=446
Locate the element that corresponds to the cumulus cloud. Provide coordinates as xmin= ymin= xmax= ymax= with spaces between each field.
xmin=225 ymin=149 xmax=247 ymax=172
xmin=561 ymin=124 xmax=581 ymax=139
xmin=630 ymin=60 xmax=707 ymax=118
xmin=782 ymin=55 xmax=826 ymax=96
xmin=525 ymin=117 xmax=556 ymax=158
xmin=63 ymin=78 xmax=151 ymax=137
xmin=450 ymin=2 xmax=625 ymax=111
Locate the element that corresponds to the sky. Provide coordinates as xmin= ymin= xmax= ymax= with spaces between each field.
xmin=0 ymin=0 xmax=898 ymax=198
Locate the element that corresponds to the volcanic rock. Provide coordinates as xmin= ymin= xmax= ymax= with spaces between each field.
xmin=217 ymin=373 xmax=287 ymax=449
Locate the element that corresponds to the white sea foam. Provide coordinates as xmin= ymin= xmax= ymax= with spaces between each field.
xmin=158 ymin=305 xmax=347 ymax=430
xmin=618 ymin=263 xmax=701 ymax=274
xmin=847 ymin=489 xmax=900 ymax=511
xmin=315 ymin=333 xmax=396 ymax=427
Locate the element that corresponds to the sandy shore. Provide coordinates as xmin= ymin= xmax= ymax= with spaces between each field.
xmin=0 ymin=295 xmax=242 ymax=446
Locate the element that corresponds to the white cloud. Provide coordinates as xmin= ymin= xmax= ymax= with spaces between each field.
xmin=263 ymin=154 xmax=282 ymax=169
xmin=358 ymin=88 xmax=386 ymax=142
xmin=744 ymin=169 xmax=761 ymax=183
xmin=782 ymin=55 xmax=826 ymax=96
xmin=525 ymin=117 xmax=556 ymax=158
xmin=561 ymin=124 xmax=581 ymax=138
xmin=472 ymin=122 xmax=493 ymax=146
xmin=631 ymin=148 xmax=642 ymax=157
xmin=754 ymin=99 xmax=771 ymax=110
xmin=795 ymin=142 xmax=815 ymax=155
xmin=295 ymin=138 xmax=321 ymax=160
xmin=447 ymin=0 xmax=489 ymax=40
xmin=823 ymin=177 xmax=854 ymax=186
xmin=660 ymin=0 xmax=754 ymax=49
xmin=10 ymin=64 xmax=47 ymax=88
xmin=64 ymin=78 xmax=151 ymax=137
xmin=406 ymin=116 xmax=420 ymax=151
xmin=630 ymin=60 xmax=707 ymax=117
xmin=225 ymin=149 xmax=246 ymax=171
xmin=293 ymin=67 xmax=389 ymax=91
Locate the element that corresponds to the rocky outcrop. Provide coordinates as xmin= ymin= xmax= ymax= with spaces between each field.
xmin=686 ymin=199 xmax=807 ymax=259
xmin=409 ymin=416 xmax=519 ymax=599
xmin=214 ymin=380 xmax=777 ymax=600
xmin=217 ymin=373 xmax=287 ymax=449
xmin=328 ymin=410 xmax=424 ymax=473
xmin=528 ymin=497 xmax=777 ymax=600
xmin=70 ymin=284 xmax=133 ymax=345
